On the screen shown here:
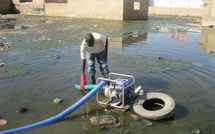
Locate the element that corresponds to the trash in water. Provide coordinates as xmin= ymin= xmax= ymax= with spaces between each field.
xmin=192 ymin=128 xmax=201 ymax=134
xmin=16 ymin=107 xmax=28 ymax=113
xmin=0 ymin=119 xmax=7 ymax=127
xmin=0 ymin=42 xmax=11 ymax=51
xmin=130 ymin=113 xmax=141 ymax=121
xmin=0 ymin=63 xmax=6 ymax=68
xmin=53 ymin=98 xmax=63 ymax=104
xmin=90 ymin=115 xmax=117 ymax=125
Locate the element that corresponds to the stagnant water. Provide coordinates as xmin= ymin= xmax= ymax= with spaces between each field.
xmin=0 ymin=15 xmax=215 ymax=134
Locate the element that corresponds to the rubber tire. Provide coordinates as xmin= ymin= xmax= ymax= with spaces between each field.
xmin=133 ymin=92 xmax=175 ymax=120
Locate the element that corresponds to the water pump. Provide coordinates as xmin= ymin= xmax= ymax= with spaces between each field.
xmin=96 ymin=72 xmax=135 ymax=108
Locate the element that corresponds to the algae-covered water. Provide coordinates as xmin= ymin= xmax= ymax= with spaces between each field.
xmin=0 ymin=15 xmax=215 ymax=134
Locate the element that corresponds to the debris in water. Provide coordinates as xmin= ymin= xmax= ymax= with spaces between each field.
xmin=99 ymin=126 xmax=108 ymax=131
xmin=16 ymin=107 xmax=28 ymax=113
xmin=125 ymin=130 xmax=132 ymax=134
xmin=130 ymin=113 xmax=141 ymax=121
xmin=141 ymin=120 xmax=153 ymax=130
xmin=0 ymin=119 xmax=7 ymax=127
xmin=56 ymin=54 xmax=61 ymax=59
xmin=0 ymin=42 xmax=11 ymax=51
xmin=158 ymin=56 xmax=164 ymax=60
xmin=82 ymin=123 xmax=88 ymax=130
xmin=90 ymin=115 xmax=117 ymax=125
xmin=0 ymin=63 xmax=6 ymax=68
xmin=53 ymin=98 xmax=63 ymax=104
xmin=192 ymin=128 xmax=201 ymax=134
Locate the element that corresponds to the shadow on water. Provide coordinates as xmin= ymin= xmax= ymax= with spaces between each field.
xmin=139 ymin=77 xmax=170 ymax=91
xmin=174 ymin=103 xmax=189 ymax=120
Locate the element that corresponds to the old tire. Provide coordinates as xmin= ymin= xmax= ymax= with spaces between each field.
xmin=133 ymin=92 xmax=175 ymax=120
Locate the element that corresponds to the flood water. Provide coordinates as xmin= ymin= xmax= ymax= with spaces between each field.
xmin=0 ymin=15 xmax=215 ymax=134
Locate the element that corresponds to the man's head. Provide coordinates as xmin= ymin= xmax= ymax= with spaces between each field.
xmin=84 ymin=33 xmax=95 ymax=47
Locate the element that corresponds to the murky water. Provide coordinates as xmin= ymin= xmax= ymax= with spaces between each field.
xmin=0 ymin=15 xmax=215 ymax=134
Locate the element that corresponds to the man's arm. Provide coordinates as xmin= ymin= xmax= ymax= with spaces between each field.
xmin=81 ymin=59 xmax=86 ymax=72
xmin=80 ymin=40 xmax=87 ymax=91
xmin=80 ymin=40 xmax=87 ymax=72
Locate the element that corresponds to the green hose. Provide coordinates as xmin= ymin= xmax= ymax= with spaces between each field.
xmin=74 ymin=84 xmax=97 ymax=91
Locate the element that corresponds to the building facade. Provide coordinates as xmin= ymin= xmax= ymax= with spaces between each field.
xmin=1 ymin=0 xmax=215 ymax=25
xmin=9 ymin=0 xmax=148 ymax=20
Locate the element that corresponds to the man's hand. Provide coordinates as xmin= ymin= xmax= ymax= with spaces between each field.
xmin=80 ymin=72 xmax=87 ymax=91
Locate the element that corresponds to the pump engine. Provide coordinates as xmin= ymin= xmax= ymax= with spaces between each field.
xmin=97 ymin=73 xmax=135 ymax=108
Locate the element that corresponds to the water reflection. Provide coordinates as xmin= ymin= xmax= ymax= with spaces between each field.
xmin=170 ymin=30 xmax=187 ymax=44
xmin=110 ymin=31 xmax=147 ymax=48
xmin=200 ymin=26 xmax=215 ymax=56
xmin=0 ymin=22 xmax=28 ymax=30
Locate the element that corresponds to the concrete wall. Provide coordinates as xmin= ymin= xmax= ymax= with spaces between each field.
xmin=0 ymin=0 xmax=12 ymax=14
xmin=12 ymin=0 xmax=44 ymax=15
xmin=45 ymin=3 xmax=68 ymax=17
xmin=45 ymin=0 xmax=124 ymax=20
xmin=45 ymin=0 xmax=148 ymax=20
xmin=70 ymin=0 xmax=123 ymax=20
xmin=202 ymin=0 xmax=215 ymax=26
